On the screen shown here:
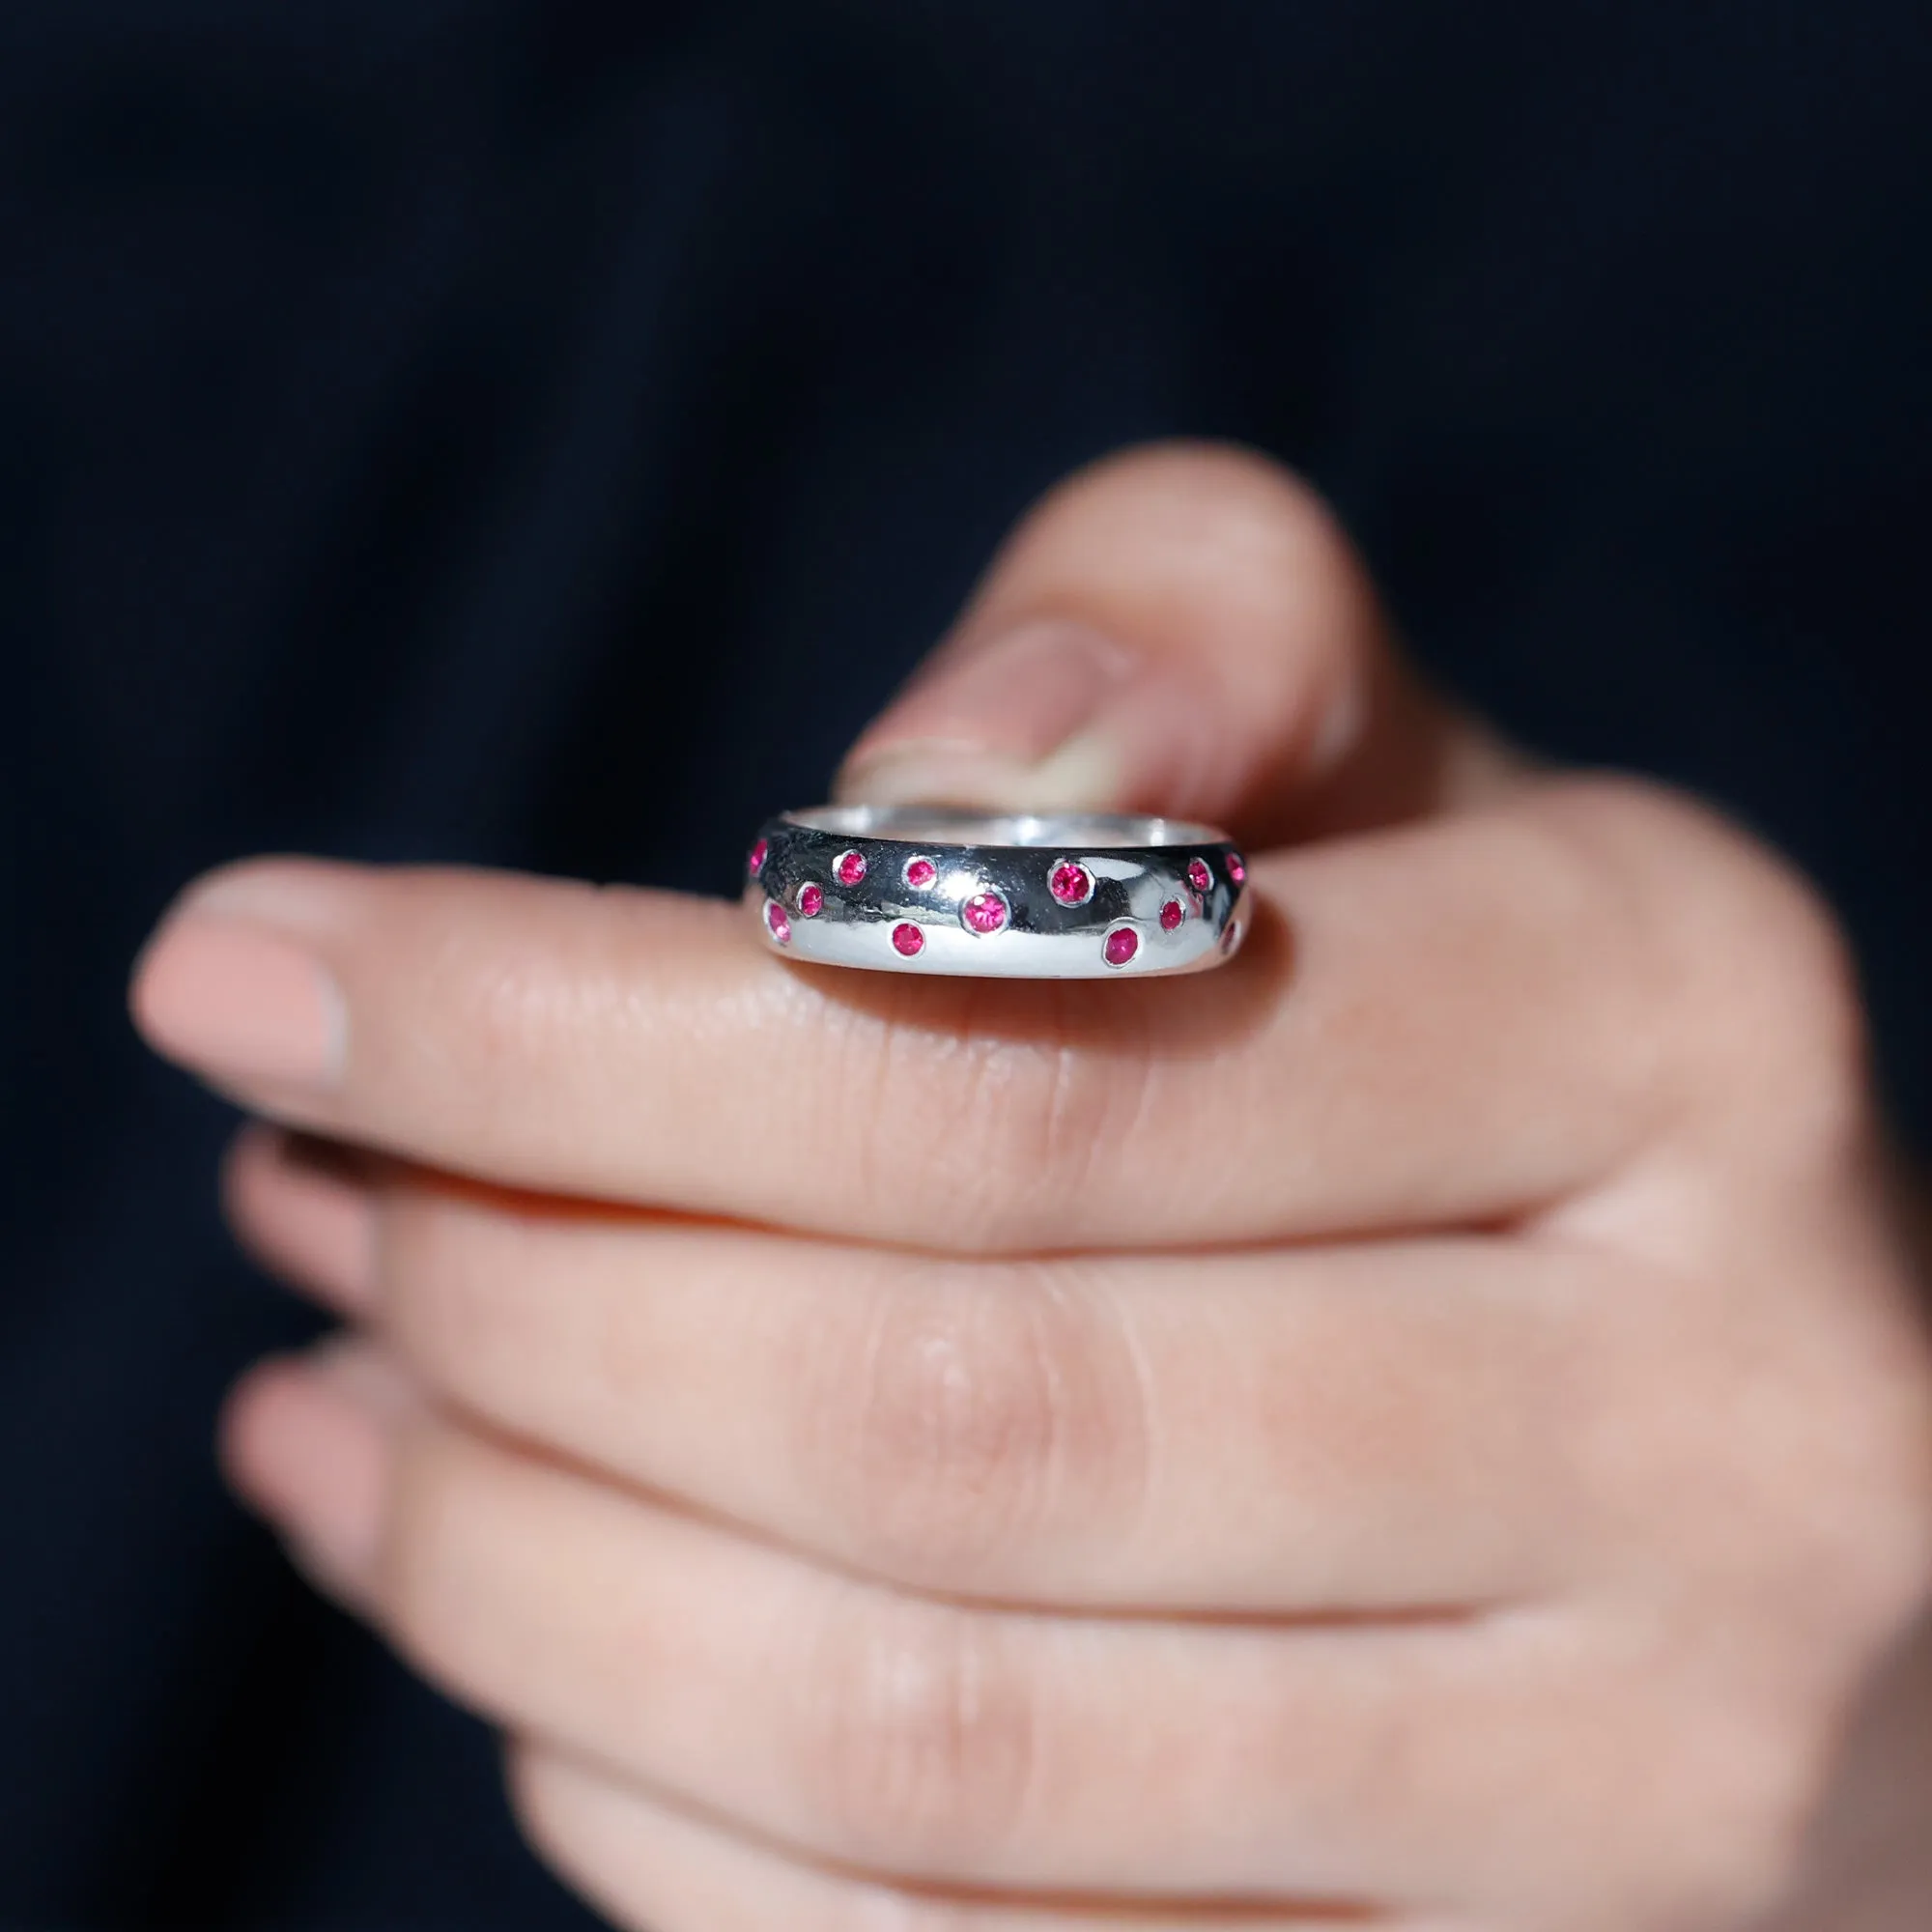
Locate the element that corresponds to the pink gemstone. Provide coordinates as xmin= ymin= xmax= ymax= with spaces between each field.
xmin=1103 ymin=925 xmax=1139 ymax=968
xmin=747 ymin=837 xmax=768 ymax=879
xmin=1048 ymin=860 xmax=1093 ymax=906
xmin=903 ymin=856 xmax=937 ymax=890
xmin=892 ymin=922 xmax=924 ymax=956
xmin=1226 ymin=850 xmax=1246 ymax=885
xmin=1220 ymin=919 xmax=1242 ymax=955
xmin=960 ymin=891 xmax=1009 ymax=935
xmin=1159 ymin=897 xmax=1186 ymax=932
xmin=1186 ymin=857 xmax=1212 ymax=894
xmin=764 ymin=899 xmax=791 ymax=945
xmin=835 ymin=849 xmax=867 ymax=888
xmin=796 ymin=882 xmax=824 ymax=918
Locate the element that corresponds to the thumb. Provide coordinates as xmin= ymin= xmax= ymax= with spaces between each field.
xmin=834 ymin=441 xmax=1520 ymax=843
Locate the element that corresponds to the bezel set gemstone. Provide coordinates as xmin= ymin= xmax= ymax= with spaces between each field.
xmin=764 ymin=899 xmax=791 ymax=945
xmin=1102 ymin=923 xmax=1141 ymax=968
xmin=835 ymin=848 xmax=867 ymax=888
xmin=1186 ymin=856 xmax=1213 ymax=895
xmin=1226 ymin=851 xmax=1246 ymax=885
xmin=902 ymin=855 xmax=938 ymax=890
xmin=1159 ymin=897 xmax=1186 ymax=932
xmin=795 ymin=882 xmax=824 ymax=918
xmin=1048 ymin=860 xmax=1094 ymax=906
xmin=892 ymin=921 xmax=924 ymax=957
xmin=748 ymin=837 xmax=768 ymax=878
xmin=1220 ymin=919 xmax=1242 ymax=954
xmin=960 ymin=891 xmax=1009 ymax=936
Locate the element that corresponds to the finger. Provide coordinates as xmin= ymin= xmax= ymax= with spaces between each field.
xmin=227 ymin=1129 xmax=1604 ymax=1612
xmin=221 ymin=1123 xmax=378 ymax=1320
xmin=834 ymin=441 xmax=1520 ymax=840
xmin=221 ymin=1343 xmax=1553 ymax=1904
xmin=214 ymin=1333 xmax=415 ymax=1610
xmin=508 ymin=1742 xmax=1407 ymax=1932
xmin=133 ymin=779 xmax=1756 ymax=1248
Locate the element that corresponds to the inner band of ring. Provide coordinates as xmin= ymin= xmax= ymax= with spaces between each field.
xmin=781 ymin=805 xmax=1233 ymax=849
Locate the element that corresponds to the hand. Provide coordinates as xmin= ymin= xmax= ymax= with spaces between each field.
xmin=132 ymin=445 xmax=1932 ymax=1930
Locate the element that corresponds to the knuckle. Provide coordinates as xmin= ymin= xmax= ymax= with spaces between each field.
xmin=1595 ymin=1483 xmax=1932 ymax=1927
xmin=1827 ymin=1455 xmax=1932 ymax=1643
xmin=801 ymin=1599 xmax=1037 ymax=1870
xmin=815 ymin=1260 xmax=1147 ymax=1585
xmin=1519 ymin=1662 xmax=1835 ymax=1929
xmin=1699 ymin=849 xmax=1866 ymax=1125
xmin=1536 ymin=775 xmax=1872 ymax=1147
xmin=1751 ymin=1355 xmax=1932 ymax=1657
xmin=1643 ymin=1690 xmax=1844 ymax=1928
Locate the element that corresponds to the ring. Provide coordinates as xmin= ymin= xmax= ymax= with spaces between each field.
xmin=743 ymin=806 xmax=1250 ymax=978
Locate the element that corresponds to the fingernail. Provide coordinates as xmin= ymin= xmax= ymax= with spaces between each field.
xmin=222 ymin=1341 xmax=410 ymax=1602
xmin=835 ymin=618 xmax=1143 ymax=810
xmin=131 ymin=909 xmax=345 ymax=1093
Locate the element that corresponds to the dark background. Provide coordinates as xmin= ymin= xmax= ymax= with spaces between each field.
xmin=4 ymin=2 xmax=1929 ymax=1924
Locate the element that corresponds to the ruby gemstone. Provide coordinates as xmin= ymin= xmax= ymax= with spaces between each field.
xmin=892 ymin=922 xmax=924 ymax=956
xmin=797 ymin=882 xmax=824 ymax=918
xmin=1220 ymin=919 xmax=1242 ymax=954
xmin=904 ymin=856 xmax=938 ymax=890
xmin=835 ymin=849 xmax=867 ymax=888
xmin=1159 ymin=898 xmax=1186 ymax=932
xmin=1226 ymin=851 xmax=1246 ymax=885
xmin=1186 ymin=857 xmax=1212 ymax=894
xmin=1048 ymin=860 xmax=1093 ymax=906
xmin=1103 ymin=926 xmax=1139 ymax=968
xmin=961 ymin=891 xmax=1009 ymax=935
xmin=748 ymin=838 xmax=768 ymax=878
xmin=764 ymin=900 xmax=791 ymax=945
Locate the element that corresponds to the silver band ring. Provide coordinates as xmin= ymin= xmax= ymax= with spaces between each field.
xmin=744 ymin=806 xmax=1250 ymax=979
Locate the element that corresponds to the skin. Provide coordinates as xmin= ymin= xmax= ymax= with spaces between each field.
xmin=130 ymin=444 xmax=1932 ymax=1930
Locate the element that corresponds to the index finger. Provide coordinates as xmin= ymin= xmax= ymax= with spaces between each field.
xmin=129 ymin=785 xmax=1704 ymax=1251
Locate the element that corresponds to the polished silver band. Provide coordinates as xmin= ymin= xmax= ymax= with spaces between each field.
xmin=744 ymin=806 xmax=1250 ymax=979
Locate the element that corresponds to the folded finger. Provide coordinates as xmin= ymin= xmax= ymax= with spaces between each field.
xmin=228 ymin=1124 xmax=1611 ymax=1613
xmin=137 ymin=778 xmax=1748 ymax=1249
xmin=508 ymin=1741 xmax=1411 ymax=1932
xmin=221 ymin=1345 xmax=1558 ymax=1905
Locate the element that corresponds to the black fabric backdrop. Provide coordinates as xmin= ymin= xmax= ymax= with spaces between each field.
xmin=4 ymin=2 xmax=1929 ymax=1924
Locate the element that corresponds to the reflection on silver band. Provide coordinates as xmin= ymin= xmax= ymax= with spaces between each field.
xmin=744 ymin=806 xmax=1250 ymax=979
